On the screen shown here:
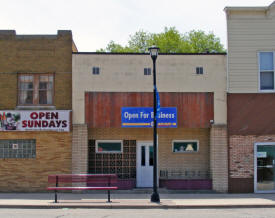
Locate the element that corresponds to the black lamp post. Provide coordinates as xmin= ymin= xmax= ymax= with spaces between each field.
xmin=149 ymin=46 xmax=160 ymax=203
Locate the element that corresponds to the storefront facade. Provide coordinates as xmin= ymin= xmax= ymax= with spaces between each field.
xmin=0 ymin=30 xmax=77 ymax=191
xmin=72 ymin=53 xmax=228 ymax=192
xmin=226 ymin=2 xmax=275 ymax=193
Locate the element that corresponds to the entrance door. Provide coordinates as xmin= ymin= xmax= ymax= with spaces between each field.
xmin=136 ymin=142 xmax=153 ymax=187
xmin=255 ymin=143 xmax=275 ymax=193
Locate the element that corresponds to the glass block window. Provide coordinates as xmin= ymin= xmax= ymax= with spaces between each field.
xmin=172 ymin=140 xmax=199 ymax=153
xmin=96 ymin=140 xmax=123 ymax=153
xmin=0 ymin=139 xmax=36 ymax=159
xmin=88 ymin=140 xmax=136 ymax=179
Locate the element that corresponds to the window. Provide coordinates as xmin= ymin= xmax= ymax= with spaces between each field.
xmin=92 ymin=67 xmax=100 ymax=75
xmin=0 ymin=139 xmax=36 ymax=159
xmin=18 ymin=74 xmax=53 ymax=105
xmin=96 ymin=140 xmax=123 ymax=153
xmin=144 ymin=68 xmax=151 ymax=75
xmin=172 ymin=140 xmax=199 ymax=153
xmin=259 ymin=52 xmax=274 ymax=91
xmin=196 ymin=67 xmax=203 ymax=75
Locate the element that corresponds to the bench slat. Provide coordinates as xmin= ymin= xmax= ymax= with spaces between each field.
xmin=47 ymin=187 xmax=118 ymax=190
xmin=47 ymin=174 xmax=118 ymax=203
xmin=48 ymin=174 xmax=117 ymax=184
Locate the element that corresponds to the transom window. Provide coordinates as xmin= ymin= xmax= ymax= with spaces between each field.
xmin=259 ymin=52 xmax=274 ymax=91
xmin=18 ymin=74 xmax=54 ymax=105
xmin=96 ymin=140 xmax=123 ymax=153
xmin=172 ymin=140 xmax=199 ymax=153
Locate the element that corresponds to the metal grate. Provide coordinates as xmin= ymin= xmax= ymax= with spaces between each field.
xmin=160 ymin=169 xmax=211 ymax=180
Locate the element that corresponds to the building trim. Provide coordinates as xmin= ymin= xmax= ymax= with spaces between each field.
xmin=73 ymin=52 xmax=227 ymax=56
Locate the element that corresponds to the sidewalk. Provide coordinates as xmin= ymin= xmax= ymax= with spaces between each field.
xmin=0 ymin=193 xmax=275 ymax=209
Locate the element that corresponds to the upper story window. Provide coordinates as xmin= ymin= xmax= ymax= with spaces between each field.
xmin=259 ymin=52 xmax=274 ymax=91
xmin=196 ymin=67 xmax=203 ymax=75
xmin=144 ymin=68 xmax=151 ymax=75
xmin=92 ymin=67 xmax=100 ymax=75
xmin=18 ymin=74 xmax=54 ymax=105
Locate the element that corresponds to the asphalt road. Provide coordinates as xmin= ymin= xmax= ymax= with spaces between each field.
xmin=1 ymin=208 xmax=275 ymax=218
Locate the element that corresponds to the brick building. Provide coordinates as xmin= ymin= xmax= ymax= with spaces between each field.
xmin=226 ymin=1 xmax=275 ymax=193
xmin=72 ymin=52 xmax=228 ymax=192
xmin=0 ymin=30 xmax=77 ymax=191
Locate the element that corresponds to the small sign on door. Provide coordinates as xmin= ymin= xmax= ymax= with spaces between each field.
xmin=12 ymin=144 xmax=19 ymax=150
xmin=257 ymin=152 xmax=267 ymax=158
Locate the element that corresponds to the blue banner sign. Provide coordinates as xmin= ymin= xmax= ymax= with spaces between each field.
xmin=121 ymin=107 xmax=177 ymax=128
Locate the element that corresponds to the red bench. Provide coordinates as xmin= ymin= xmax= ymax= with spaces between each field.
xmin=47 ymin=174 xmax=118 ymax=203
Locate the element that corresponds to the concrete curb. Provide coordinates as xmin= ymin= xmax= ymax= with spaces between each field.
xmin=1 ymin=204 xmax=275 ymax=209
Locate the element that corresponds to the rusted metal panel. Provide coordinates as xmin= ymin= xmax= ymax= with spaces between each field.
xmin=85 ymin=92 xmax=214 ymax=128
xmin=228 ymin=93 xmax=275 ymax=135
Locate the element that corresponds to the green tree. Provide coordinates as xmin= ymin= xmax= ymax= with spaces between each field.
xmin=183 ymin=30 xmax=225 ymax=53
xmin=128 ymin=30 xmax=151 ymax=52
xmin=97 ymin=27 xmax=225 ymax=53
xmin=149 ymin=27 xmax=185 ymax=53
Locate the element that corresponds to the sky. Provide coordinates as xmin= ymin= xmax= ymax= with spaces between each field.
xmin=0 ymin=0 xmax=273 ymax=51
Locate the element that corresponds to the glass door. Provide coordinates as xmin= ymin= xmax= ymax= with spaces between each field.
xmin=255 ymin=143 xmax=275 ymax=192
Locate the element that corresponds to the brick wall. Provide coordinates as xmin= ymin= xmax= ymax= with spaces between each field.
xmin=0 ymin=30 xmax=72 ymax=73
xmin=55 ymin=72 xmax=72 ymax=109
xmin=0 ymin=30 xmax=73 ymax=192
xmin=229 ymin=135 xmax=275 ymax=193
xmin=210 ymin=124 xmax=228 ymax=192
xmin=72 ymin=124 xmax=88 ymax=174
xmin=0 ymin=131 xmax=72 ymax=192
xmin=229 ymin=135 xmax=275 ymax=178
xmin=0 ymin=30 xmax=73 ymax=110
xmin=0 ymin=73 xmax=17 ymax=109
xmin=87 ymin=128 xmax=210 ymax=175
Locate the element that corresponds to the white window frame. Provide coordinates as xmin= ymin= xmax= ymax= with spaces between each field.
xmin=96 ymin=140 xmax=123 ymax=153
xmin=254 ymin=142 xmax=275 ymax=193
xmin=172 ymin=140 xmax=199 ymax=153
xmin=258 ymin=51 xmax=275 ymax=93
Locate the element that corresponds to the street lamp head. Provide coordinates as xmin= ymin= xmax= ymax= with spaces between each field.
xmin=149 ymin=46 xmax=160 ymax=60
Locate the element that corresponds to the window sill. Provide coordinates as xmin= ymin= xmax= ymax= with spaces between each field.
xmin=258 ymin=90 xmax=275 ymax=93
xmin=16 ymin=105 xmax=56 ymax=110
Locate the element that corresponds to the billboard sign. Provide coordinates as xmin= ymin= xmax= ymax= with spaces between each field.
xmin=0 ymin=111 xmax=70 ymax=132
xmin=121 ymin=107 xmax=177 ymax=128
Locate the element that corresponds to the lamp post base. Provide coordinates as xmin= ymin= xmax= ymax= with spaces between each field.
xmin=150 ymin=192 xmax=160 ymax=203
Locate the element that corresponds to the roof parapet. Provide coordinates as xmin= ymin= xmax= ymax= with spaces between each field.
xmin=224 ymin=1 xmax=275 ymax=13
xmin=0 ymin=30 xmax=16 ymax=39
xmin=0 ymin=30 xmax=72 ymax=40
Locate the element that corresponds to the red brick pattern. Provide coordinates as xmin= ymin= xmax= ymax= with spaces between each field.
xmin=229 ymin=135 xmax=275 ymax=178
